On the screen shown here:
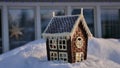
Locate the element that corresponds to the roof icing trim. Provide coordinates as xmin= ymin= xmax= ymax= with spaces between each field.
xmin=81 ymin=15 xmax=93 ymax=37
xmin=71 ymin=14 xmax=93 ymax=39
xmin=42 ymin=32 xmax=70 ymax=38
xmin=43 ymin=17 xmax=54 ymax=33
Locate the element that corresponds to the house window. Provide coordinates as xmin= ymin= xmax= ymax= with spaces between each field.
xmin=8 ymin=8 xmax=35 ymax=50
xmin=40 ymin=8 xmax=65 ymax=33
xmin=59 ymin=52 xmax=68 ymax=62
xmin=72 ymin=8 xmax=94 ymax=36
xmin=50 ymin=51 xmax=58 ymax=61
xmin=58 ymin=37 xmax=67 ymax=50
xmin=0 ymin=9 xmax=2 ymax=54
xmin=76 ymin=52 xmax=84 ymax=62
xmin=49 ymin=37 xmax=57 ymax=50
xmin=76 ymin=37 xmax=83 ymax=48
xmin=101 ymin=8 xmax=120 ymax=38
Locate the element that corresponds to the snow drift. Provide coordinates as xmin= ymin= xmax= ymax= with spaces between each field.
xmin=88 ymin=38 xmax=120 ymax=64
xmin=0 ymin=37 xmax=120 ymax=68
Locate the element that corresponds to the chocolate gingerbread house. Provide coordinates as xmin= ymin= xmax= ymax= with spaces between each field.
xmin=42 ymin=10 xmax=92 ymax=63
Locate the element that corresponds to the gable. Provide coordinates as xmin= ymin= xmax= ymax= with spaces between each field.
xmin=71 ymin=15 xmax=93 ymax=39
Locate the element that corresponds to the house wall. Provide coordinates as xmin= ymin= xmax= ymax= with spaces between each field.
xmin=71 ymin=21 xmax=88 ymax=63
xmin=46 ymin=36 xmax=71 ymax=62
xmin=46 ymin=38 xmax=50 ymax=60
xmin=0 ymin=2 xmax=120 ymax=53
xmin=67 ymin=38 xmax=72 ymax=63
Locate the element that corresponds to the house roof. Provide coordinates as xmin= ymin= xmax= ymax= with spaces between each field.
xmin=0 ymin=0 xmax=120 ymax=2
xmin=44 ymin=15 xmax=79 ymax=34
xmin=43 ymin=14 xmax=93 ymax=38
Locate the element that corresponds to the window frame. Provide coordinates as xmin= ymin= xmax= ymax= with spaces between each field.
xmin=50 ymin=51 xmax=58 ymax=61
xmin=8 ymin=7 xmax=36 ymax=50
xmin=101 ymin=7 xmax=120 ymax=38
xmin=8 ymin=6 xmax=36 ymax=38
xmin=49 ymin=37 xmax=57 ymax=50
xmin=58 ymin=37 xmax=67 ymax=50
xmin=59 ymin=52 xmax=68 ymax=62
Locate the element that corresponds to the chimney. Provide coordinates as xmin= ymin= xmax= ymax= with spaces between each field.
xmin=52 ymin=11 xmax=55 ymax=17
xmin=81 ymin=8 xmax=83 ymax=15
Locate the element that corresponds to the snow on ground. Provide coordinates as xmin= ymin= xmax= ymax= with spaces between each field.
xmin=0 ymin=37 xmax=120 ymax=68
xmin=88 ymin=38 xmax=120 ymax=64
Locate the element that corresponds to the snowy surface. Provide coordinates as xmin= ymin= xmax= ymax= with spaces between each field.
xmin=88 ymin=38 xmax=120 ymax=64
xmin=0 ymin=38 xmax=120 ymax=68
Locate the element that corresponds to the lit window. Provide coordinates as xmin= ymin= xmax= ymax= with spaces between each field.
xmin=50 ymin=51 xmax=58 ymax=61
xmin=76 ymin=52 xmax=84 ymax=62
xmin=59 ymin=52 xmax=68 ymax=62
xmin=49 ymin=37 xmax=57 ymax=50
xmin=58 ymin=37 xmax=67 ymax=50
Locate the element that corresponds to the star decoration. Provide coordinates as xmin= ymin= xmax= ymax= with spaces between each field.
xmin=10 ymin=25 xmax=23 ymax=40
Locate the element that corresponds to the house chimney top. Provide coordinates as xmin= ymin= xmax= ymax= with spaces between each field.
xmin=81 ymin=8 xmax=83 ymax=15
xmin=52 ymin=11 xmax=55 ymax=17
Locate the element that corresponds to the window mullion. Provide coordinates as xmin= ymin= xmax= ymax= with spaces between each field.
xmin=36 ymin=6 xmax=41 ymax=39
xmin=2 ymin=5 xmax=9 ymax=52
xmin=96 ymin=6 xmax=102 ymax=37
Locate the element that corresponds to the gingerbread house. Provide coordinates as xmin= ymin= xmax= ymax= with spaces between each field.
xmin=42 ymin=9 xmax=92 ymax=63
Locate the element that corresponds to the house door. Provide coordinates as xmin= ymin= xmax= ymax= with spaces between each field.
xmin=76 ymin=52 xmax=84 ymax=62
xmin=0 ymin=9 xmax=2 ymax=54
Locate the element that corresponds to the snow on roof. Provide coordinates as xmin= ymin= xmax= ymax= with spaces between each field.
xmin=43 ymin=14 xmax=93 ymax=38
xmin=44 ymin=15 xmax=79 ymax=34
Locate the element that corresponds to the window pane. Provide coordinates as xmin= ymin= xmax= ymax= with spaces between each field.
xmin=72 ymin=9 xmax=94 ymax=36
xmin=8 ymin=9 xmax=35 ymax=50
xmin=49 ymin=39 xmax=57 ymax=50
xmin=59 ymin=52 xmax=68 ymax=62
xmin=0 ymin=9 xmax=2 ymax=54
xmin=101 ymin=9 xmax=120 ymax=38
xmin=40 ymin=9 xmax=65 ymax=33
xmin=50 ymin=51 xmax=58 ymax=60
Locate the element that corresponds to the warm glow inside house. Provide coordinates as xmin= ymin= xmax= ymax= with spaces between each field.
xmin=0 ymin=0 xmax=120 ymax=54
